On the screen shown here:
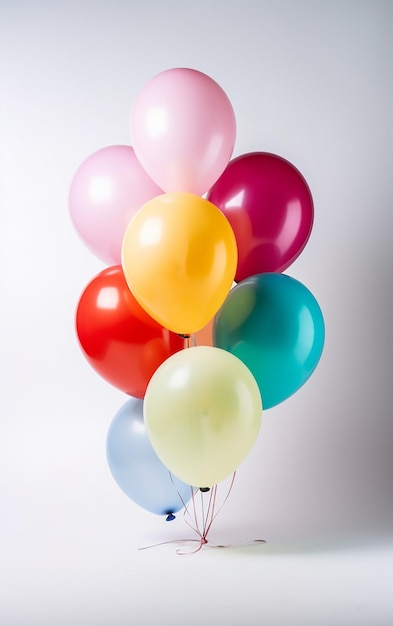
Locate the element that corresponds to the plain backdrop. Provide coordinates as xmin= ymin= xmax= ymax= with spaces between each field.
xmin=1 ymin=1 xmax=393 ymax=624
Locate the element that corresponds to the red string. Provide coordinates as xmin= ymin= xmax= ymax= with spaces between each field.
xmin=138 ymin=537 xmax=266 ymax=553
xmin=139 ymin=472 xmax=266 ymax=554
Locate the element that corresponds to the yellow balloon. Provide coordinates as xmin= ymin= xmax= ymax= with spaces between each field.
xmin=121 ymin=192 xmax=237 ymax=334
xmin=144 ymin=346 xmax=262 ymax=487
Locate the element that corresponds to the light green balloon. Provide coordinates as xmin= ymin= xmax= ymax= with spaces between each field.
xmin=144 ymin=346 xmax=262 ymax=488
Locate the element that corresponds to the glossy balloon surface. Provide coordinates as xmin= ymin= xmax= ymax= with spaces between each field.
xmin=144 ymin=346 xmax=262 ymax=487
xmin=69 ymin=145 xmax=162 ymax=265
xmin=75 ymin=266 xmax=184 ymax=397
xmin=122 ymin=192 xmax=237 ymax=334
xmin=130 ymin=68 xmax=236 ymax=195
xmin=107 ymin=397 xmax=192 ymax=515
xmin=214 ymin=273 xmax=325 ymax=409
xmin=207 ymin=152 xmax=313 ymax=281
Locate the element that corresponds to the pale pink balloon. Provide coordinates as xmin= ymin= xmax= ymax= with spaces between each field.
xmin=69 ymin=145 xmax=163 ymax=265
xmin=130 ymin=68 xmax=236 ymax=196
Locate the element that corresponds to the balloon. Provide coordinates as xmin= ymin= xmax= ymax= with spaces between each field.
xmin=121 ymin=192 xmax=238 ymax=335
xmin=107 ymin=397 xmax=192 ymax=516
xmin=75 ymin=266 xmax=184 ymax=398
xmin=144 ymin=346 xmax=262 ymax=488
xmin=207 ymin=152 xmax=314 ymax=281
xmin=130 ymin=68 xmax=236 ymax=195
xmin=69 ymin=145 xmax=163 ymax=265
xmin=213 ymin=273 xmax=325 ymax=409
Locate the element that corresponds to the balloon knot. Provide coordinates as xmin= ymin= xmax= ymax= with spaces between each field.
xmin=166 ymin=513 xmax=176 ymax=521
xmin=178 ymin=334 xmax=191 ymax=339
xmin=200 ymin=487 xmax=210 ymax=492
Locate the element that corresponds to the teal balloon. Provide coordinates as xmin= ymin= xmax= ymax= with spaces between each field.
xmin=213 ymin=273 xmax=325 ymax=409
xmin=106 ymin=397 xmax=192 ymax=517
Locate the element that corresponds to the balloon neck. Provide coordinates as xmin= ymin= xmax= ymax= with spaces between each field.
xmin=178 ymin=333 xmax=191 ymax=339
xmin=199 ymin=487 xmax=210 ymax=493
xmin=165 ymin=513 xmax=176 ymax=521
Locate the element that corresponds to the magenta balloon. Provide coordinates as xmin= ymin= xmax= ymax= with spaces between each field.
xmin=69 ymin=145 xmax=163 ymax=265
xmin=130 ymin=68 xmax=236 ymax=196
xmin=207 ymin=152 xmax=314 ymax=281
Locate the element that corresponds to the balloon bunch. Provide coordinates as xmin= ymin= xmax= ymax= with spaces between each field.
xmin=70 ymin=68 xmax=325 ymax=538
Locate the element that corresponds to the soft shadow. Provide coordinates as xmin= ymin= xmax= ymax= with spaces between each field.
xmin=203 ymin=518 xmax=393 ymax=556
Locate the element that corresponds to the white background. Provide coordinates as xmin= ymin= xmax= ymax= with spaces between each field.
xmin=1 ymin=1 xmax=393 ymax=624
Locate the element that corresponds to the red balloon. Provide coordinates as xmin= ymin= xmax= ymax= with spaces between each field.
xmin=207 ymin=152 xmax=314 ymax=281
xmin=75 ymin=266 xmax=184 ymax=398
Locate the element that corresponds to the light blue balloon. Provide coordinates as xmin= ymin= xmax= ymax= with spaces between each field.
xmin=106 ymin=397 xmax=192 ymax=517
xmin=214 ymin=273 xmax=325 ymax=409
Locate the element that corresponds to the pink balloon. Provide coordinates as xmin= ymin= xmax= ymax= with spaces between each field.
xmin=130 ymin=68 xmax=236 ymax=196
xmin=69 ymin=145 xmax=163 ymax=265
xmin=207 ymin=152 xmax=314 ymax=281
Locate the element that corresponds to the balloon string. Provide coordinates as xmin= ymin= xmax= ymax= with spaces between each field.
xmin=139 ymin=472 xmax=260 ymax=554
xmin=139 ymin=473 xmax=266 ymax=554
xmin=181 ymin=474 xmax=237 ymax=545
xmin=204 ymin=472 xmax=236 ymax=538
xmin=201 ymin=485 xmax=216 ymax=538
xmin=188 ymin=486 xmax=203 ymax=538
xmin=138 ymin=538 xmax=266 ymax=553
xmin=177 ymin=538 xmax=267 ymax=554
xmin=167 ymin=476 xmax=201 ymax=538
